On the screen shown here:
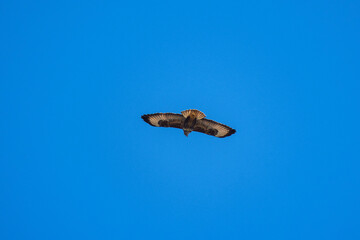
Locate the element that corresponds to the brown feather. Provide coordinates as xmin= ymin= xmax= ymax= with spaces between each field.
xmin=193 ymin=118 xmax=236 ymax=138
xmin=181 ymin=109 xmax=206 ymax=119
xmin=141 ymin=113 xmax=185 ymax=129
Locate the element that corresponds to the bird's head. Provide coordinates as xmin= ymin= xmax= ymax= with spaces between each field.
xmin=183 ymin=130 xmax=191 ymax=137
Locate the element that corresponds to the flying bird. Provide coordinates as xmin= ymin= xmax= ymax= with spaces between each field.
xmin=141 ymin=109 xmax=236 ymax=138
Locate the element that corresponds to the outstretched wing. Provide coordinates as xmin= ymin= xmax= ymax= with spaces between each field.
xmin=141 ymin=113 xmax=185 ymax=129
xmin=193 ymin=118 xmax=236 ymax=138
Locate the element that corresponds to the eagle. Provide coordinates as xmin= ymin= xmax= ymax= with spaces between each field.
xmin=141 ymin=109 xmax=236 ymax=138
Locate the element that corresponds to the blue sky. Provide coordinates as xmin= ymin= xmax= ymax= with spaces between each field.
xmin=1 ymin=0 xmax=360 ymax=239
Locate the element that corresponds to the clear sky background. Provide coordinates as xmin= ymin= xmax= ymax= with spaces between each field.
xmin=1 ymin=0 xmax=360 ymax=239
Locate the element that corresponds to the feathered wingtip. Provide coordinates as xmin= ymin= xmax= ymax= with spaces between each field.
xmin=181 ymin=109 xmax=206 ymax=119
xmin=141 ymin=114 xmax=151 ymax=125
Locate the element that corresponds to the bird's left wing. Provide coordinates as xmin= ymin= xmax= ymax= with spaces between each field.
xmin=141 ymin=113 xmax=185 ymax=129
xmin=194 ymin=118 xmax=236 ymax=138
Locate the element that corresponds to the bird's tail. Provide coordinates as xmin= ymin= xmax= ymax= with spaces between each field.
xmin=181 ymin=109 xmax=206 ymax=119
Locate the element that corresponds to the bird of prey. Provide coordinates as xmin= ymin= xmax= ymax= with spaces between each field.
xmin=141 ymin=109 xmax=236 ymax=138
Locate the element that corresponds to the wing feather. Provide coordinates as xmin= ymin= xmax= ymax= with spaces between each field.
xmin=193 ymin=118 xmax=236 ymax=138
xmin=141 ymin=113 xmax=185 ymax=129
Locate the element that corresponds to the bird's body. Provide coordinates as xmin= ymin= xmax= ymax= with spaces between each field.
xmin=183 ymin=115 xmax=196 ymax=136
xmin=182 ymin=109 xmax=203 ymax=136
xmin=141 ymin=109 xmax=236 ymax=138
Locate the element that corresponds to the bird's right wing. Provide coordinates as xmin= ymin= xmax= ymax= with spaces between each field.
xmin=141 ymin=113 xmax=185 ymax=129
xmin=194 ymin=118 xmax=236 ymax=138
